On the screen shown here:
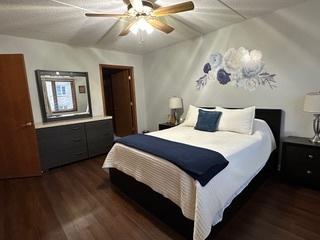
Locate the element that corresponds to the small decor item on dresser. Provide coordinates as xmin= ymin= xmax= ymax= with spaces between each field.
xmin=304 ymin=92 xmax=320 ymax=143
xmin=169 ymin=97 xmax=183 ymax=125
xmin=78 ymin=85 xmax=86 ymax=93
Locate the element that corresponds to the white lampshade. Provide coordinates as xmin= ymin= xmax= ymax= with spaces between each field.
xmin=304 ymin=92 xmax=320 ymax=113
xmin=169 ymin=97 xmax=182 ymax=109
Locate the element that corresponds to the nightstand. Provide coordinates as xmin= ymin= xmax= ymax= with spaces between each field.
xmin=281 ymin=136 xmax=320 ymax=189
xmin=158 ymin=122 xmax=177 ymax=130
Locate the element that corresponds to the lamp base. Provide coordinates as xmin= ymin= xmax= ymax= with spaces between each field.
xmin=174 ymin=111 xmax=179 ymax=125
xmin=169 ymin=113 xmax=176 ymax=125
xmin=309 ymin=134 xmax=320 ymax=144
xmin=310 ymin=114 xmax=320 ymax=144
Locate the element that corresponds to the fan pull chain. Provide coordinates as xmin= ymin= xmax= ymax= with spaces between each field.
xmin=138 ymin=29 xmax=145 ymax=45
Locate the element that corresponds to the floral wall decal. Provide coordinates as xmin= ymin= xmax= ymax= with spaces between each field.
xmin=196 ymin=47 xmax=277 ymax=91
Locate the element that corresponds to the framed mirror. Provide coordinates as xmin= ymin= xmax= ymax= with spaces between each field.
xmin=35 ymin=70 xmax=92 ymax=122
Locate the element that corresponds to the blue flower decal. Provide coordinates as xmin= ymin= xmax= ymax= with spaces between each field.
xmin=209 ymin=53 xmax=223 ymax=68
xmin=203 ymin=63 xmax=211 ymax=74
xmin=196 ymin=75 xmax=208 ymax=90
xmin=217 ymin=69 xmax=231 ymax=85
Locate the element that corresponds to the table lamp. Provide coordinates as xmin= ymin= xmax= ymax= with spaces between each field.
xmin=169 ymin=97 xmax=182 ymax=125
xmin=304 ymin=92 xmax=320 ymax=143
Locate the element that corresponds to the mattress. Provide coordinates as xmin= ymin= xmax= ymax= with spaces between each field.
xmin=103 ymin=119 xmax=276 ymax=240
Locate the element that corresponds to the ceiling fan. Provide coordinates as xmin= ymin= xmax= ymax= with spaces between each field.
xmin=85 ymin=0 xmax=195 ymax=36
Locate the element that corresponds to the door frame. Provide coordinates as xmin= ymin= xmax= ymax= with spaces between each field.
xmin=99 ymin=64 xmax=138 ymax=134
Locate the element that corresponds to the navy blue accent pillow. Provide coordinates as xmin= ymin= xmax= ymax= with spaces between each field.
xmin=195 ymin=109 xmax=222 ymax=132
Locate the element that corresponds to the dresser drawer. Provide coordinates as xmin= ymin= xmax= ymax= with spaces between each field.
xmin=37 ymin=119 xmax=114 ymax=170
xmin=37 ymin=123 xmax=88 ymax=170
xmin=85 ymin=120 xmax=114 ymax=157
xmin=37 ymin=124 xmax=86 ymax=150
xmin=283 ymin=143 xmax=320 ymax=188
xmin=85 ymin=120 xmax=113 ymax=137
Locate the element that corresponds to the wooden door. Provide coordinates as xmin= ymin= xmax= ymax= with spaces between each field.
xmin=0 ymin=54 xmax=41 ymax=179
xmin=111 ymin=70 xmax=136 ymax=137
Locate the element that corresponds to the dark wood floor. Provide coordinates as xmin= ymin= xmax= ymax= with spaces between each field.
xmin=1 ymin=156 xmax=319 ymax=240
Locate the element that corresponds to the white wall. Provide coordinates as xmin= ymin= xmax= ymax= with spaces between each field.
xmin=1 ymin=0 xmax=319 ymax=137
xmin=0 ymin=34 xmax=147 ymax=132
xmin=143 ymin=0 xmax=320 ymax=137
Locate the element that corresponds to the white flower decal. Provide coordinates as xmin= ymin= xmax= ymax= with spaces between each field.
xmin=209 ymin=53 xmax=223 ymax=69
xmin=245 ymin=78 xmax=259 ymax=91
xmin=223 ymin=48 xmax=243 ymax=72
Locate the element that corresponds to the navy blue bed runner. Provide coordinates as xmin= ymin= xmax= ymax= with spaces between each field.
xmin=115 ymin=134 xmax=229 ymax=186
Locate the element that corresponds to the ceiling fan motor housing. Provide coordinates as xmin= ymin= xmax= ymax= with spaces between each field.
xmin=127 ymin=1 xmax=154 ymax=13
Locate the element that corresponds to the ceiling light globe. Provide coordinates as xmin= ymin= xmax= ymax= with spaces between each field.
xmin=130 ymin=18 xmax=153 ymax=35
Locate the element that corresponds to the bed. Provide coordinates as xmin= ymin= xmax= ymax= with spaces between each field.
xmin=103 ymin=108 xmax=282 ymax=240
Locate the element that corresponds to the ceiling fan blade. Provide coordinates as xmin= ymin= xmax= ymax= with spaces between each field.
xmin=152 ymin=1 xmax=194 ymax=17
xmin=146 ymin=19 xmax=174 ymax=34
xmin=85 ymin=13 xmax=128 ymax=17
xmin=129 ymin=0 xmax=143 ymax=11
xmin=119 ymin=20 xmax=138 ymax=36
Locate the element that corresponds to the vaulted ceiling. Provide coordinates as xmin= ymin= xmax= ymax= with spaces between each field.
xmin=0 ymin=0 xmax=306 ymax=54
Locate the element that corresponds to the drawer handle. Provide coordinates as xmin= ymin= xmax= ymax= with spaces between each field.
xmin=71 ymin=127 xmax=81 ymax=130
xmin=306 ymin=170 xmax=312 ymax=175
xmin=73 ymin=138 xmax=82 ymax=142
xmin=307 ymin=154 xmax=314 ymax=159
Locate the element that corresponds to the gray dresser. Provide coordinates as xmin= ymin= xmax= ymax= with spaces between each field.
xmin=36 ymin=117 xmax=113 ymax=170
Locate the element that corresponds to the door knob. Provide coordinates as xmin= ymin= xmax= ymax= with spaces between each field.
xmin=21 ymin=122 xmax=33 ymax=127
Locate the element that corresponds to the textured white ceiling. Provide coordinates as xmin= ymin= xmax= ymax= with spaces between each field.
xmin=221 ymin=0 xmax=306 ymax=18
xmin=0 ymin=0 xmax=306 ymax=54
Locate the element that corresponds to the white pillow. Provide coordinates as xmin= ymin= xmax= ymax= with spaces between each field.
xmin=181 ymin=105 xmax=216 ymax=127
xmin=216 ymin=106 xmax=256 ymax=134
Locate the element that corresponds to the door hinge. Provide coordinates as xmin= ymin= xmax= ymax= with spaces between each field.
xmin=128 ymin=75 xmax=131 ymax=80
xmin=130 ymin=102 xmax=133 ymax=106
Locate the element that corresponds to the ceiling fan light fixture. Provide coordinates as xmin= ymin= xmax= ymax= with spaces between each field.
xmin=130 ymin=18 xmax=154 ymax=35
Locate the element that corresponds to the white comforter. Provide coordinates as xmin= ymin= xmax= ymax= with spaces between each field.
xmin=103 ymin=119 xmax=275 ymax=240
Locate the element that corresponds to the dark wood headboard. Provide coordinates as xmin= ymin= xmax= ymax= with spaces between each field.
xmin=202 ymin=108 xmax=283 ymax=169
xmin=255 ymin=109 xmax=282 ymax=148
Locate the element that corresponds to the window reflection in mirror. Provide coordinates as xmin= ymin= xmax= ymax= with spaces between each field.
xmin=46 ymin=80 xmax=77 ymax=113
xmin=36 ymin=70 xmax=92 ymax=122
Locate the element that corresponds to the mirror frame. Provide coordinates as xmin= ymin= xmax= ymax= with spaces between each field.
xmin=35 ymin=70 xmax=93 ymax=122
